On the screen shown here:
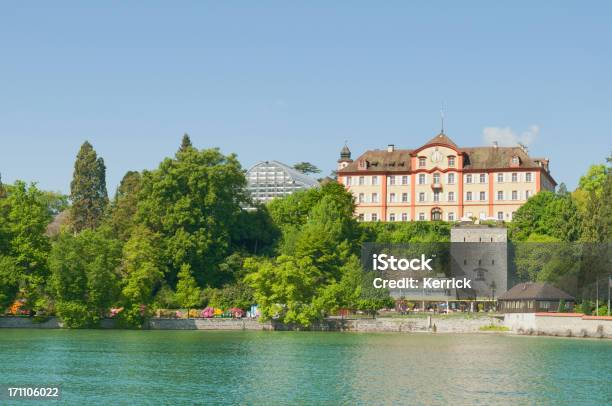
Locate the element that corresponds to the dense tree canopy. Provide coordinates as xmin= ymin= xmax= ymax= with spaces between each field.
xmin=0 ymin=182 xmax=54 ymax=311
xmin=135 ymin=147 xmax=249 ymax=286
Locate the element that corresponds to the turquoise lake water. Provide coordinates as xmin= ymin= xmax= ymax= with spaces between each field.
xmin=0 ymin=330 xmax=611 ymax=405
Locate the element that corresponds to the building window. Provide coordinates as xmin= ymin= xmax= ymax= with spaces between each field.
xmin=358 ymin=213 xmax=364 ymax=221
xmin=497 ymin=173 xmax=504 ymax=183
xmin=419 ymin=212 xmax=425 ymax=221
xmin=359 ymin=176 xmax=365 ymax=185
xmin=372 ymin=193 xmax=379 ymax=203
xmin=418 ymin=174 xmax=426 ymax=185
xmin=512 ymin=173 xmax=518 ymax=182
xmin=497 ymin=191 xmax=504 ymax=200
xmin=466 ymin=191 xmax=473 ymax=201
xmin=466 ymin=212 xmax=473 ymax=218
xmin=525 ymin=190 xmax=531 ymax=199
xmin=433 ymin=191 xmax=440 ymax=202
xmin=497 ymin=211 xmax=504 ymax=220
xmin=512 ymin=156 xmax=519 ymax=165
xmin=346 ymin=176 xmax=352 ymax=186
xmin=419 ymin=192 xmax=426 ymax=202
xmin=526 ymin=172 xmax=532 ymax=182
xmin=389 ymin=176 xmax=395 ymax=185
xmin=419 ymin=157 xmax=426 ymax=167
xmin=448 ymin=212 xmax=455 ymax=221
xmin=401 ymin=175 xmax=409 ymax=185
xmin=358 ymin=193 xmax=365 ymax=203
xmin=448 ymin=191 xmax=455 ymax=202
xmin=433 ymin=173 xmax=440 ymax=184
xmin=448 ymin=156 xmax=455 ymax=167
xmin=402 ymin=193 xmax=408 ymax=202
xmin=480 ymin=174 xmax=486 ymax=183
xmin=448 ymin=173 xmax=455 ymax=184
xmin=476 ymin=269 xmax=485 ymax=281
xmin=466 ymin=174 xmax=473 ymax=184
xmin=371 ymin=213 xmax=378 ymax=221
xmin=389 ymin=193 xmax=396 ymax=203
xmin=480 ymin=191 xmax=486 ymax=201
xmin=512 ymin=190 xmax=518 ymax=200
xmin=372 ymin=176 xmax=378 ymax=185
xmin=401 ymin=213 xmax=408 ymax=221
xmin=389 ymin=213 xmax=396 ymax=221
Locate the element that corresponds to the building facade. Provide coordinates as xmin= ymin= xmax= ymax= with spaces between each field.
xmin=247 ymin=160 xmax=319 ymax=204
xmin=337 ymin=133 xmax=556 ymax=222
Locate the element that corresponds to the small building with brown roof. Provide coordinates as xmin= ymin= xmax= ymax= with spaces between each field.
xmin=498 ymin=282 xmax=575 ymax=313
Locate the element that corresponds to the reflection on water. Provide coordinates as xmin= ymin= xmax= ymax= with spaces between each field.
xmin=1 ymin=330 xmax=611 ymax=405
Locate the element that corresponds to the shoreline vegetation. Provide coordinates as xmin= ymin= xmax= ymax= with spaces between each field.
xmin=1 ymin=136 xmax=611 ymax=329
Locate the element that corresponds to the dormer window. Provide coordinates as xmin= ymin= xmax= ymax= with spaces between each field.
xmin=511 ymin=156 xmax=520 ymax=166
xmin=419 ymin=157 xmax=427 ymax=167
xmin=358 ymin=160 xmax=368 ymax=170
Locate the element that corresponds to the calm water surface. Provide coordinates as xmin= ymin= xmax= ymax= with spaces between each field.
xmin=0 ymin=330 xmax=610 ymax=405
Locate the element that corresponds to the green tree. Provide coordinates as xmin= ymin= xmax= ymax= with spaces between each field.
xmin=580 ymin=172 xmax=612 ymax=243
xmin=106 ymin=171 xmax=142 ymax=241
xmin=267 ymin=182 xmax=353 ymax=234
xmin=49 ymin=230 xmax=121 ymax=327
xmin=325 ymin=255 xmax=394 ymax=317
xmin=179 ymin=133 xmax=193 ymax=153
xmin=0 ymin=256 xmax=19 ymax=311
xmin=0 ymin=182 xmax=53 ymax=312
xmin=232 ymin=205 xmax=280 ymax=256
xmin=135 ymin=147 xmax=248 ymax=286
xmin=70 ymin=142 xmax=109 ymax=232
xmin=246 ymin=183 xmax=361 ymax=326
xmin=119 ymin=226 xmax=165 ymax=326
xmin=245 ymin=255 xmax=327 ymax=325
xmin=175 ymin=264 xmax=201 ymax=315
xmin=578 ymin=164 xmax=608 ymax=195
xmin=509 ymin=191 xmax=580 ymax=242
xmin=293 ymin=162 xmax=321 ymax=175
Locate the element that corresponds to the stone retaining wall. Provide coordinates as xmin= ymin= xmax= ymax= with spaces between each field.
xmin=274 ymin=316 xmax=502 ymax=333
xmin=1 ymin=315 xmax=502 ymax=333
xmin=147 ymin=318 xmax=270 ymax=330
xmin=0 ymin=316 xmax=62 ymax=328
xmin=504 ymin=313 xmax=612 ymax=338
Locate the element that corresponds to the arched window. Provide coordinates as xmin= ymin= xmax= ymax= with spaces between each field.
xmin=431 ymin=207 xmax=442 ymax=221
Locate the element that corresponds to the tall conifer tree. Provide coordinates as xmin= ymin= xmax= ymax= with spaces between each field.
xmin=70 ymin=141 xmax=109 ymax=232
xmin=179 ymin=133 xmax=193 ymax=152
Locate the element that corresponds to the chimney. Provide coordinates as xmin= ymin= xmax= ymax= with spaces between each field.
xmin=387 ymin=144 xmax=395 ymax=152
xmin=492 ymin=141 xmax=498 ymax=149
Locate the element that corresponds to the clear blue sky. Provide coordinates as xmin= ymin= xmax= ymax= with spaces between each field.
xmin=1 ymin=1 xmax=610 ymax=195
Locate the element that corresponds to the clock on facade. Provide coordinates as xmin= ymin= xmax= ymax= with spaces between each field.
xmin=430 ymin=148 xmax=443 ymax=163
